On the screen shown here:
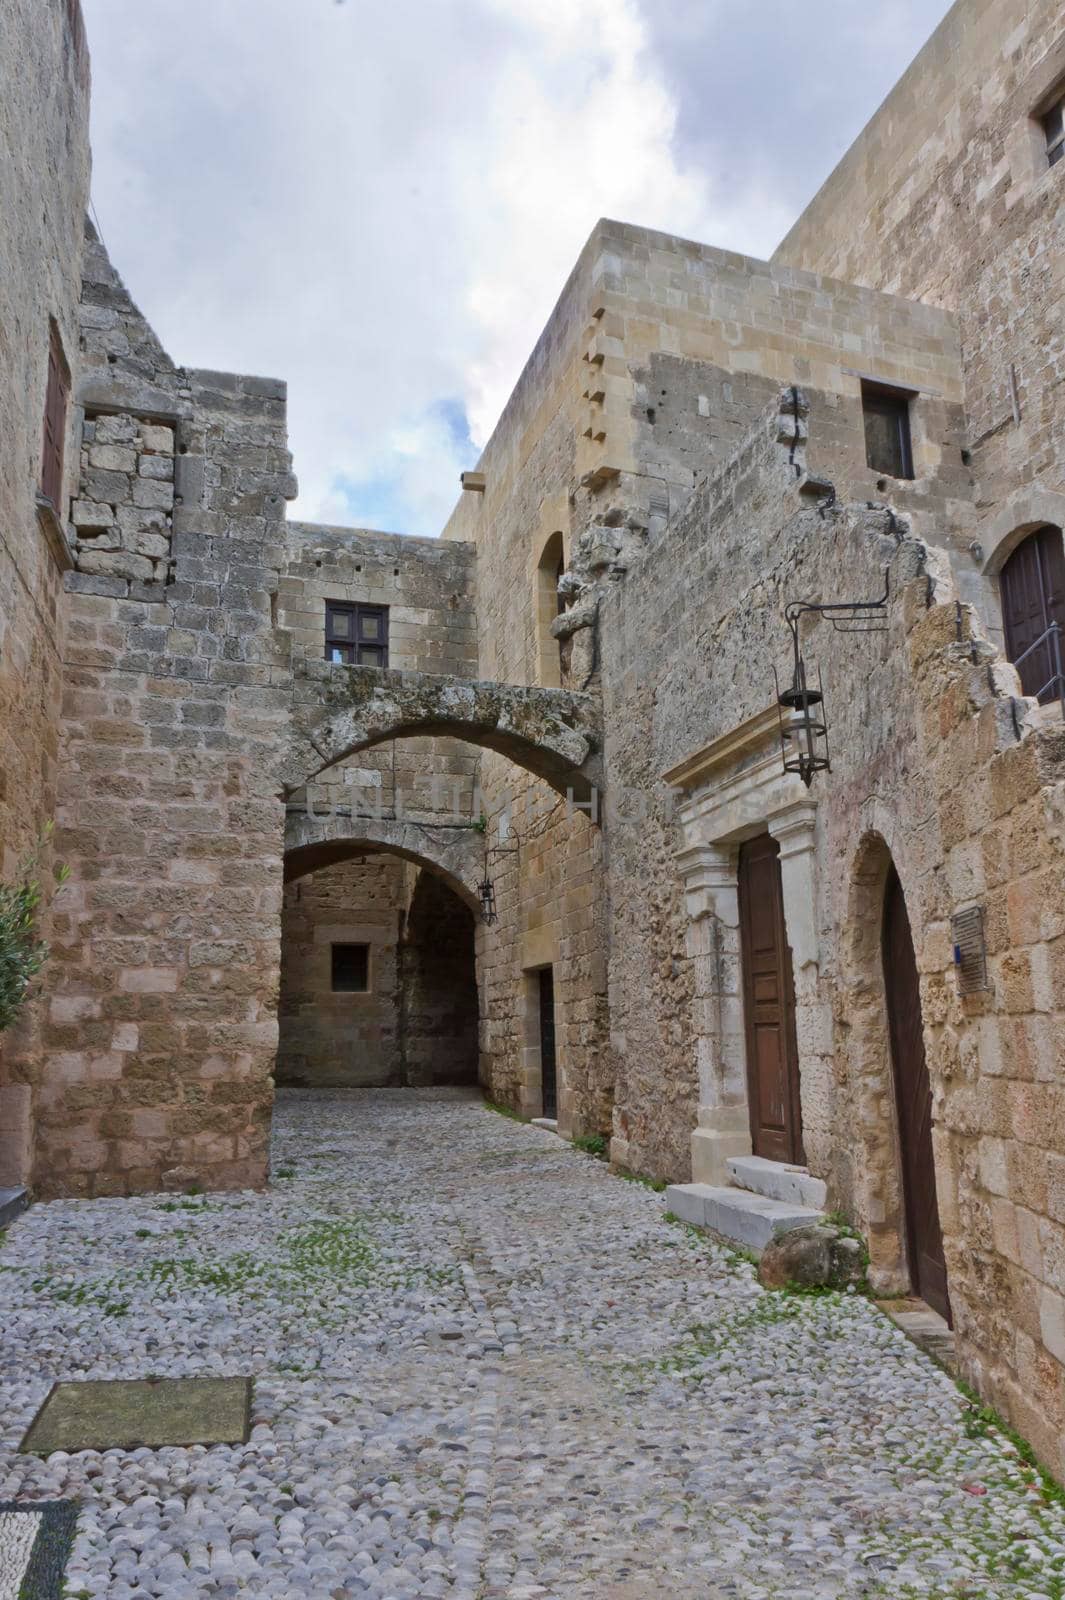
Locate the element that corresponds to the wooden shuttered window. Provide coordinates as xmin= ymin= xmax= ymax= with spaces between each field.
xmin=1000 ymin=525 xmax=1065 ymax=703
xmin=40 ymin=326 xmax=70 ymax=511
xmin=325 ymin=602 xmax=389 ymax=667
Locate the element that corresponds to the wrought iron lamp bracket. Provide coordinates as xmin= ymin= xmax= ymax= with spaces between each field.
xmin=776 ymin=570 xmax=890 ymax=788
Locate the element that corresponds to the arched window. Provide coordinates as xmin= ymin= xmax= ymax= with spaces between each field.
xmin=999 ymin=524 xmax=1065 ymax=702
xmin=535 ymin=531 xmax=566 ymax=687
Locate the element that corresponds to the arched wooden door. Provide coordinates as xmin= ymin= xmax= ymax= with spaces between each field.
xmin=1000 ymin=524 xmax=1065 ymax=702
xmin=882 ymin=867 xmax=950 ymax=1321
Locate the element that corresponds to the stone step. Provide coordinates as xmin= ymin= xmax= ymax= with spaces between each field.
xmin=665 ymin=1182 xmax=824 ymax=1252
xmin=0 ymin=1186 xmax=29 ymax=1228
xmin=726 ymin=1155 xmax=827 ymax=1210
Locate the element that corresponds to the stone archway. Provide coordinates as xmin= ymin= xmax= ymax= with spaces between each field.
xmin=282 ymin=661 xmax=602 ymax=803
xmin=284 ymin=810 xmax=484 ymax=915
xmin=277 ymin=832 xmax=481 ymax=1090
xmin=837 ymin=826 xmax=912 ymax=1292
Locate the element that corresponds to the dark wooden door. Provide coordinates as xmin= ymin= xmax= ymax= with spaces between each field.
xmin=882 ymin=868 xmax=950 ymax=1322
xmin=737 ymin=835 xmax=803 ymax=1164
xmin=1000 ymin=525 xmax=1065 ymax=702
xmin=538 ymin=967 xmax=558 ymax=1119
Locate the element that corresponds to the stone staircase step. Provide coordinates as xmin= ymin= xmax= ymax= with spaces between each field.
xmin=665 ymin=1182 xmax=824 ymax=1252
xmin=726 ymin=1155 xmax=827 ymax=1210
xmin=0 ymin=1186 xmax=29 ymax=1228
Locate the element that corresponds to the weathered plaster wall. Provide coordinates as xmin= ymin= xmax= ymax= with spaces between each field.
xmin=774 ymin=0 xmax=1065 ymax=553
xmin=40 ymin=233 xmax=296 ymax=1196
xmin=0 ymin=0 xmax=91 ymax=1185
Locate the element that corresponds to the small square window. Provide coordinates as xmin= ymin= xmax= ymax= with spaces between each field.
xmin=1044 ymin=97 xmax=1065 ymax=168
xmin=325 ymin=603 xmax=389 ymax=667
xmin=861 ymin=382 xmax=914 ymax=480
xmin=331 ymin=943 xmax=369 ymax=993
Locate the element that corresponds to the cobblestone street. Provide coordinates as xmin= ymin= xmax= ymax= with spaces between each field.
xmin=2 ymin=1089 xmax=1064 ymax=1599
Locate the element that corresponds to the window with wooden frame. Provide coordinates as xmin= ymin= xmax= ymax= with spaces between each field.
xmin=40 ymin=325 xmax=70 ymax=512
xmin=324 ymin=602 xmax=389 ymax=666
xmin=861 ymin=381 xmax=914 ymax=481
xmin=1044 ymin=93 xmax=1065 ymax=169
xmin=331 ymin=943 xmax=370 ymax=993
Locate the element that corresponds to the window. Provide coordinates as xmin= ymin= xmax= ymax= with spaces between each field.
xmin=999 ymin=525 xmax=1065 ymax=702
xmin=325 ymin=602 xmax=389 ymax=666
xmin=40 ymin=325 xmax=70 ymax=511
xmin=1044 ymin=95 xmax=1065 ymax=168
xmin=535 ymin=531 xmax=566 ymax=688
xmin=861 ymin=382 xmax=914 ymax=480
xmin=331 ymin=943 xmax=369 ymax=993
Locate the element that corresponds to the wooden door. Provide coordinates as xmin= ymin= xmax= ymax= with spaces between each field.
xmin=1000 ymin=525 xmax=1065 ymax=702
xmin=737 ymin=835 xmax=803 ymax=1164
xmin=538 ymin=967 xmax=558 ymax=1119
xmin=882 ymin=868 xmax=950 ymax=1321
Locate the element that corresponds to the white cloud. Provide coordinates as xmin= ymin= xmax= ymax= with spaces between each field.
xmin=79 ymin=0 xmax=949 ymax=535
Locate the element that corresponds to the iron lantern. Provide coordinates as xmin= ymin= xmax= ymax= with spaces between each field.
xmin=478 ymin=876 xmax=498 ymax=924
xmin=774 ymin=570 xmax=890 ymax=788
xmin=775 ymin=658 xmax=830 ymax=788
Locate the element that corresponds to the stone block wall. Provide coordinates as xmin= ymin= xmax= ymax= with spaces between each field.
xmin=36 ymin=232 xmax=296 ymax=1196
xmin=774 ymin=0 xmax=1065 ymax=553
xmin=71 ymin=414 xmax=175 ymax=586
xmin=280 ymin=525 xmax=479 ymax=825
xmin=0 ymin=0 xmax=91 ymax=1185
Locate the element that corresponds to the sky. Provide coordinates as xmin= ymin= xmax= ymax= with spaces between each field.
xmin=80 ymin=0 xmax=953 ymax=537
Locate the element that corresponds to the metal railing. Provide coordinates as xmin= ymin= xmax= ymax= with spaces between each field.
xmin=1013 ymin=620 xmax=1065 ymax=719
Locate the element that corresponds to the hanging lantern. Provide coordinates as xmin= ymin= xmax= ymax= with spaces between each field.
xmin=773 ymin=573 xmax=891 ymax=788
xmin=775 ymin=657 xmax=830 ymax=788
xmin=478 ymin=876 xmax=498 ymax=924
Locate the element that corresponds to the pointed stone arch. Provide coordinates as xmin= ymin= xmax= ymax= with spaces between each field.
xmin=282 ymin=662 xmax=602 ymax=804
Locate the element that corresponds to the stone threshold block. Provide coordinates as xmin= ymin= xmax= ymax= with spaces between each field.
xmin=665 ymin=1182 xmax=824 ymax=1252
xmin=726 ymin=1155 xmax=827 ymax=1211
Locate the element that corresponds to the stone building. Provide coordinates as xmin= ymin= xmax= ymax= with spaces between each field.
xmin=2 ymin=0 xmax=1065 ymax=1473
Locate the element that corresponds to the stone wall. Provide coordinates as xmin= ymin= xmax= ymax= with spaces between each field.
xmin=280 ymin=525 xmax=479 ymax=824
xmin=0 ymin=0 xmax=91 ymax=1185
xmin=774 ymin=0 xmax=1065 ymax=587
xmin=37 ymin=232 xmax=296 ymax=1196
xmin=595 ymin=387 xmax=1065 ymax=1475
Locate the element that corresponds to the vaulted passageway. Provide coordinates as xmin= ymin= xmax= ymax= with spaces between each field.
xmin=277 ymin=842 xmax=480 ymax=1091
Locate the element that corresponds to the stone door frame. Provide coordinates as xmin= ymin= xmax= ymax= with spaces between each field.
xmin=665 ymin=711 xmax=828 ymax=1185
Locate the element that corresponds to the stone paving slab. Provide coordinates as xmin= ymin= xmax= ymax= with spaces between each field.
xmin=21 ymin=1378 xmax=251 ymax=1455
xmin=0 ymin=1088 xmax=1061 ymax=1598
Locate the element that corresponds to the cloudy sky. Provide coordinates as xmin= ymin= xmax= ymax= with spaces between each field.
xmin=81 ymin=0 xmax=952 ymax=536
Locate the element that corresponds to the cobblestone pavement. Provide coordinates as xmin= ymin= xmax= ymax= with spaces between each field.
xmin=2 ymin=1088 xmax=1064 ymax=1599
